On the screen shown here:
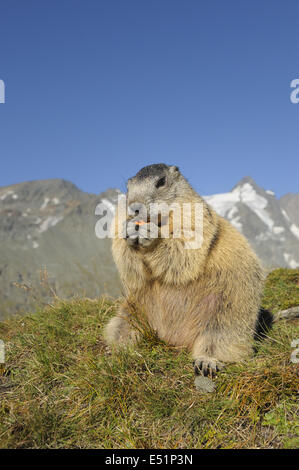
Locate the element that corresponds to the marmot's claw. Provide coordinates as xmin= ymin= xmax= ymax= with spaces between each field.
xmin=193 ymin=357 xmax=224 ymax=378
xmin=126 ymin=232 xmax=139 ymax=246
xmin=138 ymin=236 xmax=154 ymax=247
xmin=125 ymin=220 xmax=139 ymax=246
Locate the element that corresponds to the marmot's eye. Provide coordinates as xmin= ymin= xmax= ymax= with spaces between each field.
xmin=156 ymin=176 xmax=166 ymax=188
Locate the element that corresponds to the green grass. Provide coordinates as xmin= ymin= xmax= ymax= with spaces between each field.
xmin=262 ymin=268 xmax=299 ymax=313
xmin=0 ymin=269 xmax=298 ymax=449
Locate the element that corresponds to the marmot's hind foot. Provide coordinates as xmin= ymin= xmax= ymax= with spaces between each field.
xmin=193 ymin=357 xmax=224 ymax=378
xmin=103 ymin=315 xmax=140 ymax=347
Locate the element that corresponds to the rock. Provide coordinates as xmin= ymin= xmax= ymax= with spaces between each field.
xmin=194 ymin=375 xmax=216 ymax=393
xmin=274 ymin=306 xmax=299 ymax=322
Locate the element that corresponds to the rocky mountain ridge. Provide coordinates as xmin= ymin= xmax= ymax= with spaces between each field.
xmin=204 ymin=177 xmax=299 ymax=269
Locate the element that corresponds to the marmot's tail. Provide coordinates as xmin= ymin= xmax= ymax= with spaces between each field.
xmin=254 ymin=306 xmax=299 ymax=341
xmin=254 ymin=307 xmax=273 ymax=341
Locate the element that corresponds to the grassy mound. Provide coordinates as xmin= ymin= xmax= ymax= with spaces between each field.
xmin=0 ymin=269 xmax=298 ymax=449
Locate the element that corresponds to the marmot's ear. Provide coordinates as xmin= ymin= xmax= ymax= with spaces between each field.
xmin=169 ymin=165 xmax=179 ymax=175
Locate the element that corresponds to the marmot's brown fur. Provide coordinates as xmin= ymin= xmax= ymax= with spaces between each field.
xmin=104 ymin=164 xmax=265 ymax=376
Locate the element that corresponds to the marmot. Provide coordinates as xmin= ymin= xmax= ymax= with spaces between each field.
xmin=104 ymin=164 xmax=265 ymax=376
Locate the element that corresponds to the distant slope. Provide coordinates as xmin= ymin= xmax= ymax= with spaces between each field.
xmin=0 ymin=180 xmax=121 ymax=319
xmin=280 ymin=193 xmax=299 ymax=229
xmin=204 ymin=177 xmax=299 ymax=269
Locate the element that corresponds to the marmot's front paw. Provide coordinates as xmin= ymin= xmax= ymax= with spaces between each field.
xmin=193 ymin=357 xmax=224 ymax=378
xmin=125 ymin=220 xmax=158 ymax=248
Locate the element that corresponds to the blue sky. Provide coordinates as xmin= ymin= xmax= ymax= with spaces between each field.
xmin=0 ymin=0 xmax=298 ymax=197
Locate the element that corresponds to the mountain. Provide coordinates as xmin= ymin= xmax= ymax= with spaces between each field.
xmin=0 ymin=180 xmax=122 ymax=319
xmin=280 ymin=193 xmax=299 ymax=227
xmin=0 ymin=176 xmax=298 ymax=318
xmin=204 ymin=177 xmax=299 ymax=269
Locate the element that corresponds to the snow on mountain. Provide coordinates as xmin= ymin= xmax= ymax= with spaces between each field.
xmin=280 ymin=193 xmax=299 ymax=233
xmin=290 ymin=224 xmax=299 ymax=240
xmin=203 ymin=177 xmax=299 ymax=269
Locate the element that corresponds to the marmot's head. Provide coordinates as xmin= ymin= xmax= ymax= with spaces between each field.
xmin=126 ymin=164 xmax=191 ymax=219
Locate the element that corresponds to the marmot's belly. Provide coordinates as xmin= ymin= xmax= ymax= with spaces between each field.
xmin=138 ymin=281 xmax=212 ymax=350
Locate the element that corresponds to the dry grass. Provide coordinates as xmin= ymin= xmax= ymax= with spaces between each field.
xmin=0 ymin=269 xmax=298 ymax=448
